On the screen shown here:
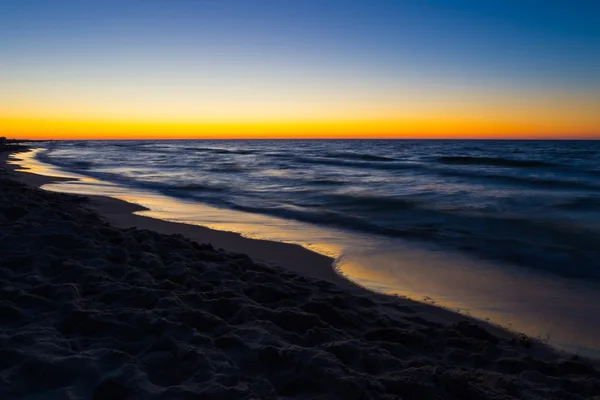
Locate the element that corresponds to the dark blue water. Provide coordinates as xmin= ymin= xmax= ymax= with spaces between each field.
xmin=37 ymin=140 xmax=600 ymax=280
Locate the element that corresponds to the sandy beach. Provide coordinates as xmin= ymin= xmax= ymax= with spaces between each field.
xmin=2 ymin=146 xmax=599 ymax=399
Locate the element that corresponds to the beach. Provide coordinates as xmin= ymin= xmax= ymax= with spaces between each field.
xmin=1 ymin=146 xmax=599 ymax=399
xmin=16 ymin=140 xmax=600 ymax=357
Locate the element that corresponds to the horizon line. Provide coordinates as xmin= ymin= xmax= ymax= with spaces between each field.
xmin=12 ymin=137 xmax=600 ymax=141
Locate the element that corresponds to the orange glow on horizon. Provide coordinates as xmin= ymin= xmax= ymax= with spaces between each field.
xmin=2 ymin=117 xmax=599 ymax=140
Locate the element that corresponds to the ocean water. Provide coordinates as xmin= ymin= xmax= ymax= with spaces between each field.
xmin=22 ymin=139 xmax=600 ymax=356
xmin=36 ymin=140 xmax=600 ymax=277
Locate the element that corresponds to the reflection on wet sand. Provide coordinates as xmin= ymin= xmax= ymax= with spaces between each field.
xmin=338 ymin=244 xmax=600 ymax=357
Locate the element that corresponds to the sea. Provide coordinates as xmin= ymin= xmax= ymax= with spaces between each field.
xmin=19 ymin=139 xmax=600 ymax=356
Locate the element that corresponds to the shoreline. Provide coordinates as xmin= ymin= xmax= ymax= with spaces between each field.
xmin=12 ymin=146 xmax=600 ymax=359
xmin=3 ymin=147 xmax=516 ymax=331
xmin=2 ymin=145 xmax=600 ymax=398
xmin=0 ymin=147 xmax=526 ymax=328
xmin=2 ymin=147 xmax=356 ymax=290
xmin=0 ymin=146 xmax=579 ymax=343
xmin=1 ymin=147 xmax=595 ymax=342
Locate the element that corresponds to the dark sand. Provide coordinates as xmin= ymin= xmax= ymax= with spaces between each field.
xmin=1 ymin=146 xmax=599 ymax=399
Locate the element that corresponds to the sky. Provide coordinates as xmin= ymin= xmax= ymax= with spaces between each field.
xmin=1 ymin=0 xmax=599 ymax=139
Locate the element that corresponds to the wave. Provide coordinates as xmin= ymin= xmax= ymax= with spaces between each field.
xmin=35 ymin=139 xmax=600 ymax=281
xmin=433 ymin=168 xmax=600 ymax=191
xmin=70 ymin=160 xmax=95 ymax=170
xmin=322 ymin=152 xmax=397 ymax=162
xmin=294 ymin=156 xmax=419 ymax=171
xmin=227 ymin=202 xmax=417 ymax=238
xmin=309 ymin=179 xmax=345 ymax=186
xmin=102 ymin=142 xmax=180 ymax=153
xmin=228 ymin=200 xmax=600 ymax=280
xmin=554 ymin=196 xmax=600 ymax=211
xmin=319 ymin=193 xmax=419 ymax=212
xmin=39 ymin=148 xmax=232 ymax=195
xmin=208 ymin=164 xmax=249 ymax=173
xmin=169 ymin=183 xmax=229 ymax=193
xmin=437 ymin=156 xmax=555 ymax=168
xmin=184 ymin=147 xmax=256 ymax=155
xmin=263 ymin=152 xmax=295 ymax=158
xmin=36 ymin=151 xmax=95 ymax=170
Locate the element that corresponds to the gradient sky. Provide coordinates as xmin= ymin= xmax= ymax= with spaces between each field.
xmin=1 ymin=0 xmax=599 ymax=139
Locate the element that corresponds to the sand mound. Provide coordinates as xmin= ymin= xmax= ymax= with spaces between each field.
xmin=1 ymin=175 xmax=599 ymax=399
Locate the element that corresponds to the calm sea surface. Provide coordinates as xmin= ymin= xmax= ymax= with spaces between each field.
xmin=26 ymin=140 xmax=600 ymax=356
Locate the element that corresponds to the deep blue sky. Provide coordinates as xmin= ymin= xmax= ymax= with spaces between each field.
xmin=1 ymin=0 xmax=599 ymax=138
